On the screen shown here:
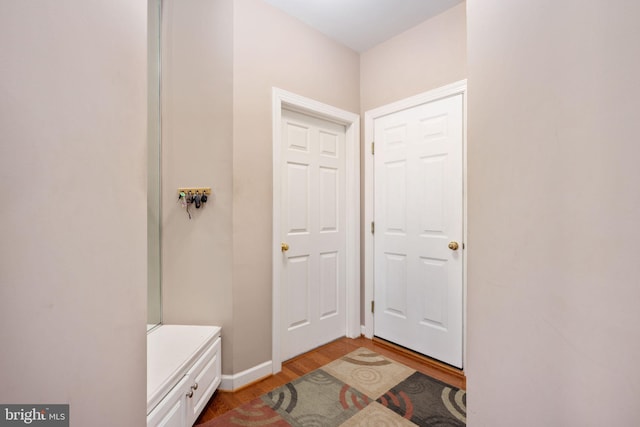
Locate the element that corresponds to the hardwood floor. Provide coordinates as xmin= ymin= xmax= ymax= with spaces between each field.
xmin=195 ymin=336 xmax=466 ymax=424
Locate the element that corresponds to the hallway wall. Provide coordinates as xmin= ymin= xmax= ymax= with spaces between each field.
xmin=160 ymin=0 xmax=236 ymax=373
xmin=360 ymin=2 xmax=467 ymax=112
xmin=159 ymin=0 xmax=359 ymax=376
xmin=0 ymin=1 xmax=147 ymax=425
xmin=231 ymin=0 xmax=360 ymax=373
xmin=466 ymin=1 xmax=640 ymax=425
xmin=359 ymin=2 xmax=467 ymax=322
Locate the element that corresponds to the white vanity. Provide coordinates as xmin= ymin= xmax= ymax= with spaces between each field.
xmin=147 ymin=325 xmax=221 ymax=427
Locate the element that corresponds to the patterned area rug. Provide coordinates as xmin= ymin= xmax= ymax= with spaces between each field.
xmin=198 ymin=348 xmax=466 ymax=427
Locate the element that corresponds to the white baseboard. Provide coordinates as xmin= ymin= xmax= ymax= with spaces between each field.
xmin=361 ymin=324 xmax=373 ymax=339
xmin=219 ymin=360 xmax=273 ymax=392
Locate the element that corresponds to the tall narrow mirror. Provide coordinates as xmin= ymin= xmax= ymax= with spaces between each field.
xmin=147 ymin=0 xmax=162 ymax=330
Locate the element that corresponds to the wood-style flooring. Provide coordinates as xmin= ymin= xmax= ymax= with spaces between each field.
xmin=195 ymin=336 xmax=466 ymax=424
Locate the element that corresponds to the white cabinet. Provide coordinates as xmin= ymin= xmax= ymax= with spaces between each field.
xmin=147 ymin=375 xmax=190 ymax=427
xmin=185 ymin=337 xmax=221 ymax=424
xmin=147 ymin=325 xmax=222 ymax=427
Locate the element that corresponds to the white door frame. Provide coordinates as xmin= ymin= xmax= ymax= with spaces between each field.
xmin=363 ymin=80 xmax=467 ymax=364
xmin=272 ymin=88 xmax=360 ymax=373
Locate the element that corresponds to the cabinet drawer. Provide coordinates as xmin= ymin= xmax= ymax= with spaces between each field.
xmin=185 ymin=336 xmax=221 ymax=425
xmin=147 ymin=375 xmax=189 ymax=427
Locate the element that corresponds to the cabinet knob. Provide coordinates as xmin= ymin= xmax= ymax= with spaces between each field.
xmin=191 ymin=382 xmax=199 ymax=391
xmin=186 ymin=390 xmax=194 ymax=398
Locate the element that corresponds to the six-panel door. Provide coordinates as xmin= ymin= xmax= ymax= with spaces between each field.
xmin=280 ymin=109 xmax=347 ymax=361
xmin=373 ymin=94 xmax=464 ymax=368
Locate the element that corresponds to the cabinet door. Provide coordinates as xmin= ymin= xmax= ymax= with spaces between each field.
xmin=185 ymin=337 xmax=221 ymax=425
xmin=147 ymin=376 xmax=189 ymax=427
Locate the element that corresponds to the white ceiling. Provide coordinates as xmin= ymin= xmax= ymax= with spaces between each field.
xmin=263 ymin=0 xmax=464 ymax=53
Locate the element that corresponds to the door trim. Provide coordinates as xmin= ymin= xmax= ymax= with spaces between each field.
xmin=272 ymin=88 xmax=360 ymax=373
xmin=363 ymin=80 xmax=467 ymax=365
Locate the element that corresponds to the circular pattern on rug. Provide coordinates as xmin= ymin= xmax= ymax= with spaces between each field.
xmin=266 ymin=383 xmax=298 ymax=413
xmin=351 ymin=366 xmax=382 ymax=385
xmin=441 ymin=387 xmax=466 ymax=423
xmin=340 ymin=384 xmax=370 ymax=410
xmin=307 ymin=370 xmax=334 ymax=385
xmin=296 ymin=414 xmax=329 ymax=426
xmin=402 ymin=379 xmax=427 ymax=394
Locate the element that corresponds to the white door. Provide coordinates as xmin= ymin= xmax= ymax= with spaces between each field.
xmin=280 ymin=108 xmax=347 ymax=361
xmin=373 ymin=94 xmax=464 ymax=368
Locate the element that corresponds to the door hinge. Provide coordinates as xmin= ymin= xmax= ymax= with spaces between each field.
xmin=371 ymin=221 xmax=375 ymax=234
xmin=371 ymin=142 xmax=375 ymax=155
xmin=371 ymin=300 xmax=375 ymax=313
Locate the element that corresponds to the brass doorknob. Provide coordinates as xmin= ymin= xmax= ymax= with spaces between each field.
xmin=448 ymin=241 xmax=459 ymax=251
xmin=281 ymin=243 xmax=290 ymax=252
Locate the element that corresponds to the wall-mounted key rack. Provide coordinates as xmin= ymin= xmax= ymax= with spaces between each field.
xmin=177 ymin=187 xmax=212 ymax=220
xmin=177 ymin=187 xmax=211 ymax=195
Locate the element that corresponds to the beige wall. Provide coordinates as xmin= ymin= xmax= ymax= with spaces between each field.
xmin=231 ymin=0 xmax=360 ymax=372
xmin=359 ymin=3 xmax=467 ymax=321
xmin=160 ymin=0 xmax=359 ymax=375
xmin=161 ymin=0 xmax=235 ymax=372
xmin=360 ymin=2 xmax=467 ymax=112
xmin=466 ymin=1 xmax=640 ymax=425
xmin=0 ymin=1 xmax=147 ymax=425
